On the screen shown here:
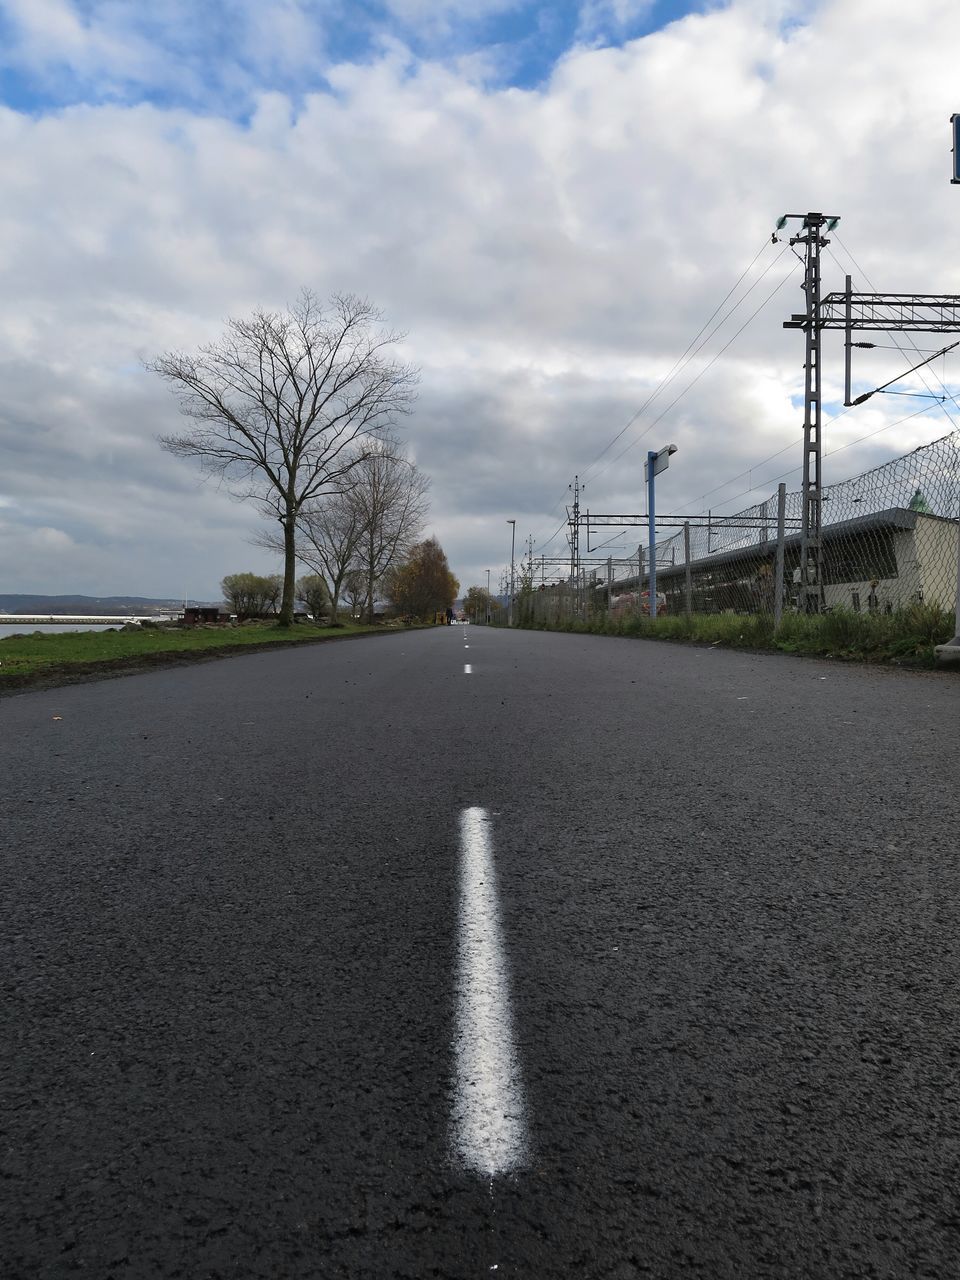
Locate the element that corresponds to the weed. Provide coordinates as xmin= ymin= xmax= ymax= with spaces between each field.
xmin=520 ymin=604 xmax=955 ymax=668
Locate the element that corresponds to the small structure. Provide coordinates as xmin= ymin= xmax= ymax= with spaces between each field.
xmin=181 ymin=606 xmax=225 ymax=625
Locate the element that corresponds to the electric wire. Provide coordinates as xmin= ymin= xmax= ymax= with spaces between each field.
xmin=578 ymin=238 xmax=777 ymax=483
xmin=680 ymin=400 xmax=859 ymax=513
xmin=830 ymin=235 xmax=960 ymax=431
xmin=688 ymin=401 xmax=941 ymax=521
xmin=587 ymin=253 xmax=800 ymax=488
xmin=529 ymin=235 xmax=786 ymax=554
xmin=673 ymin=237 xmax=959 ymax=520
xmin=526 ymin=230 xmax=959 ymax=579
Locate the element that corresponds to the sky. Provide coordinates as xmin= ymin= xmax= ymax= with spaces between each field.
xmin=2 ymin=0 xmax=960 ymax=602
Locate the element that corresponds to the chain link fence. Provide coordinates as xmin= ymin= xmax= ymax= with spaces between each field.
xmin=517 ymin=431 xmax=960 ymax=626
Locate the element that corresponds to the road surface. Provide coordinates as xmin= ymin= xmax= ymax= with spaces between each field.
xmin=3 ymin=626 xmax=960 ymax=1278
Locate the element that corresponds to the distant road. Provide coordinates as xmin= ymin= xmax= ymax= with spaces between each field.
xmin=3 ymin=628 xmax=960 ymax=1278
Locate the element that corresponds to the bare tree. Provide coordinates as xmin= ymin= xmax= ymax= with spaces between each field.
xmin=149 ymin=291 xmax=418 ymax=626
xmin=342 ymin=568 xmax=367 ymax=619
xmin=346 ymin=438 xmax=430 ymax=623
xmin=295 ymin=574 xmax=329 ymax=621
xmin=254 ymin=487 xmax=363 ymax=624
xmin=222 ymin=572 xmax=283 ymax=620
xmin=254 ymin=437 xmax=428 ymax=624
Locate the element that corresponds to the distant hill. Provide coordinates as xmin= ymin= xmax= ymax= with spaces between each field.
xmin=0 ymin=594 xmax=202 ymax=616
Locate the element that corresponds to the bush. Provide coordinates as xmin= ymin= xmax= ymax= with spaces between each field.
xmin=520 ymin=602 xmax=954 ymax=667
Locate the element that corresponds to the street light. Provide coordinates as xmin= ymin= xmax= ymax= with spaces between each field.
xmin=507 ymin=520 xmax=516 ymax=627
xmin=486 ymin=568 xmax=491 ymax=625
xmin=644 ymin=444 xmax=678 ymax=619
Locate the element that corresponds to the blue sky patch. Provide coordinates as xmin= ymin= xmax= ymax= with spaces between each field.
xmin=0 ymin=0 xmax=712 ymax=116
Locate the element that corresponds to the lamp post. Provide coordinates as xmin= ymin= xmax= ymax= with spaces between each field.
xmin=486 ymin=568 xmax=491 ymax=625
xmin=507 ymin=519 xmax=516 ymax=627
xmin=644 ymin=444 xmax=677 ymax=619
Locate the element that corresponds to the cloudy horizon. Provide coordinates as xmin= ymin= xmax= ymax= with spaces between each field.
xmin=2 ymin=0 xmax=959 ymax=602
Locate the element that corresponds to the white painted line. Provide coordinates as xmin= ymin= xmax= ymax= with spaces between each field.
xmin=464 ymin=663 xmax=472 ymax=673
xmin=452 ymin=807 xmax=526 ymax=1177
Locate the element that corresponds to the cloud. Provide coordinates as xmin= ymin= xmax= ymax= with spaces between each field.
xmin=0 ymin=0 xmax=331 ymax=111
xmin=1 ymin=0 xmax=959 ymax=597
xmin=575 ymin=0 xmax=657 ymax=44
xmin=380 ymin=0 xmax=526 ymax=32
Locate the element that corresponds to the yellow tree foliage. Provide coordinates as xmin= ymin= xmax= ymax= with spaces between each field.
xmin=388 ymin=537 xmax=459 ymax=620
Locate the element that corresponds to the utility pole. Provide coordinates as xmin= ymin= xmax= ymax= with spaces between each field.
xmin=507 ymin=519 xmax=516 ymax=627
xmin=779 ymin=196 xmax=960 ymax=641
xmin=568 ymin=475 xmax=581 ymax=605
xmin=779 ymin=210 xmax=839 ymax=612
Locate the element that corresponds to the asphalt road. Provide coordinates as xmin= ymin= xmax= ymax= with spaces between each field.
xmin=4 ymin=626 xmax=960 ymax=1279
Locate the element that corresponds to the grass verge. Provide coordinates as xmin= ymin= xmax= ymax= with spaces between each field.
xmin=519 ymin=603 xmax=956 ymax=668
xmin=0 ymin=622 xmax=397 ymax=692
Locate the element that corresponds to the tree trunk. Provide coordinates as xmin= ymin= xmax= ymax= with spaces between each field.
xmin=366 ymin=527 xmax=376 ymax=624
xmin=278 ymin=512 xmax=297 ymax=627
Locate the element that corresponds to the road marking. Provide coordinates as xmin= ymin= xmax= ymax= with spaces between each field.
xmin=464 ymin=663 xmax=472 ymax=673
xmin=452 ymin=807 xmax=526 ymax=1176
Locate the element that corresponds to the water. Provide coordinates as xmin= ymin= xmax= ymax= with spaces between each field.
xmin=0 ymin=623 xmax=119 ymax=640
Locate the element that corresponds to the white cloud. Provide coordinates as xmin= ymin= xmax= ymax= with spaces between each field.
xmin=0 ymin=0 xmax=169 ymax=91
xmin=575 ymin=0 xmax=656 ymax=44
xmin=1 ymin=0 xmax=960 ymax=596
xmin=0 ymin=0 xmax=330 ymax=110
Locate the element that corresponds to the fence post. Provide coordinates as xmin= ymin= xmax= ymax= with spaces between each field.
xmin=774 ymin=482 xmax=787 ymax=629
xmin=934 ymin=506 xmax=960 ymax=663
xmin=684 ymin=521 xmax=692 ymax=616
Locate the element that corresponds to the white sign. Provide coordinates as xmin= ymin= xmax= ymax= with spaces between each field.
xmin=644 ymin=443 xmax=678 ymax=481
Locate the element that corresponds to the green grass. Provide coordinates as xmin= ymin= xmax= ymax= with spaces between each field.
xmin=0 ymin=621 xmax=388 ymax=682
xmin=520 ymin=603 xmax=956 ymax=667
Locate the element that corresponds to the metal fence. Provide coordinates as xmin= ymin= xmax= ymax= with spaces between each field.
xmin=517 ymin=431 xmax=960 ymax=625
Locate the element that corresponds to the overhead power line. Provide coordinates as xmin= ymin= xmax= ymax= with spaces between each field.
xmin=531 ymin=236 xmax=802 ymax=554
xmin=691 ymin=401 xmax=944 ymax=518
xmin=587 ymin=253 xmax=799 ymax=488
xmin=829 ymin=236 xmax=960 ymax=432
xmin=578 ymin=237 xmax=777 ymax=483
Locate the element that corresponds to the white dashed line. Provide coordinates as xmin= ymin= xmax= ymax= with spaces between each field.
xmin=464 ymin=663 xmax=472 ymax=673
xmin=452 ymin=807 xmax=527 ymax=1176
